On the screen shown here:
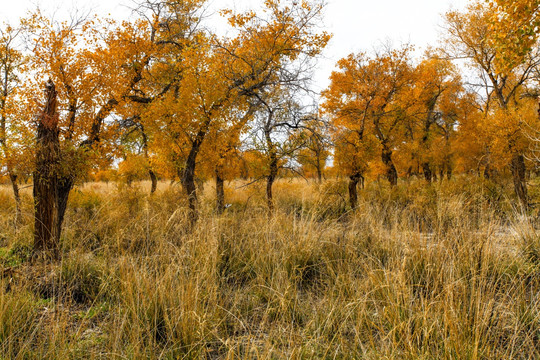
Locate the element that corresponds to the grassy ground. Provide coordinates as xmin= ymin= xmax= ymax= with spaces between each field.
xmin=0 ymin=176 xmax=539 ymax=359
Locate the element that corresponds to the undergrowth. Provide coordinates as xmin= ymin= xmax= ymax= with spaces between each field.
xmin=0 ymin=176 xmax=538 ymax=359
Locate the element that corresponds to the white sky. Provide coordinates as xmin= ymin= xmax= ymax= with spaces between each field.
xmin=2 ymin=0 xmax=470 ymax=92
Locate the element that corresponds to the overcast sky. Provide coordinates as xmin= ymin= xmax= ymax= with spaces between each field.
xmin=2 ymin=0 xmax=471 ymax=91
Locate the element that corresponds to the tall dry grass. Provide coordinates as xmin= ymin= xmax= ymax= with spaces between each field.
xmin=0 ymin=176 xmax=539 ymax=359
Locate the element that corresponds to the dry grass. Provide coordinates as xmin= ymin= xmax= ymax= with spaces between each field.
xmin=0 ymin=176 xmax=539 ymax=359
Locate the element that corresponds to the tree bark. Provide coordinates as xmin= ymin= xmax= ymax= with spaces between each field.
xmin=348 ymin=173 xmax=362 ymax=209
xmin=316 ymin=159 xmax=323 ymax=183
xmin=181 ymin=153 xmax=199 ymax=224
xmin=56 ymin=177 xmax=74 ymax=244
xmin=511 ymin=153 xmax=528 ymax=209
xmin=216 ymin=169 xmax=225 ymax=214
xmin=382 ymin=147 xmax=398 ymax=186
xmin=422 ymin=162 xmax=432 ymax=183
xmin=141 ymin=128 xmax=157 ymax=195
xmin=266 ymin=154 xmax=278 ymax=212
xmin=33 ymin=80 xmax=61 ymax=258
xmin=315 ymin=149 xmax=323 ymax=183
xmin=264 ymin=118 xmax=278 ymax=213
xmin=180 ymin=118 xmax=212 ymax=223
xmin=149 ymin=169 xmax=158 ymax=195
xmin=266 ymin=139 xmax=278 ymax=213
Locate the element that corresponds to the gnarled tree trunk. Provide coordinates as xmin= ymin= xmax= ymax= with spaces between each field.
xmin=180 ymin=121 xmax=211 ymax=223
xmin=181 ymin=133 xmax=206 ymax=223
xmin=382 ymin=146 xmax=398 ymax=186
xmin=34 ymin=80 xmax=61 ymax=258
xmin=349 ymin=172 xmax=363 ymax=209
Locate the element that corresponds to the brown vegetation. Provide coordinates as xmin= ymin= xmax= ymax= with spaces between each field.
xmin=0 ymin=177 xmax=539 ymax=358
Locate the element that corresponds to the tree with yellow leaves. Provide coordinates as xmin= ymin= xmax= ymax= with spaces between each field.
xmin=27 ymin=11 xmax=160 ymax=256
xmin=444 ymin=0 xmax=540 ymax=207
xmin=138 ymin=0 xmax=329 ymax=219
xmin=0 ymin=23 xmax=30 ymax=225
xmin=322 ymin=45 xmax=414 ymax=207
xmin=406 ymin=57 xmax=463 ymax=182
xmin=294 ymin=114 xmax=330 ymax=182
xmin=198 ymin=103 xmax=256 ymax=213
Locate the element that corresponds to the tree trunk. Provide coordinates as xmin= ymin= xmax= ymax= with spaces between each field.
xmin=316 ymin=164 xmax=322 ymax=183
xmin=266 ymin=172 xmax=276 ymax=213
xmin=382 ymin=147 xmax=398 ymax=186
xmin=140 ymin=126 xmax=157 ymax=195
xmin=181 ymin=126 xmax=208 ymax=223
xmin=265 ymin=123 xmax=278 ymax=213
xmin=149 ymin=169 xmax=158 ymax=195
xmin=511 ymin=153 xmax=528 ymax=209
xmin=406 ymin=166 xmax=413 ymax=179
xmin=349 ymin=173 xmax=362 ymax=209
xmin=316 ymin=152 xmax=323 ymax=183
xmin=56 ymin=177 xmax=74 ymax=244
xmin=8 ymin=173 xmax=21 ymax=226
xmin=181 ymin=156 xmax=198 ymax=224
xmin=266 ymin=152 xmax=278 ymax=213
xmin=483 ymin=165 xmax=491 ymax=179
xmin=422 ymin=162 xmax=432 ymax=182
xmin=348 ymin=177 xmax=358 ymax=209
xmin=216 ymin=169 xmax=225 ymax=214
xmin=34 ymin=80 xmax=61 ymax=258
